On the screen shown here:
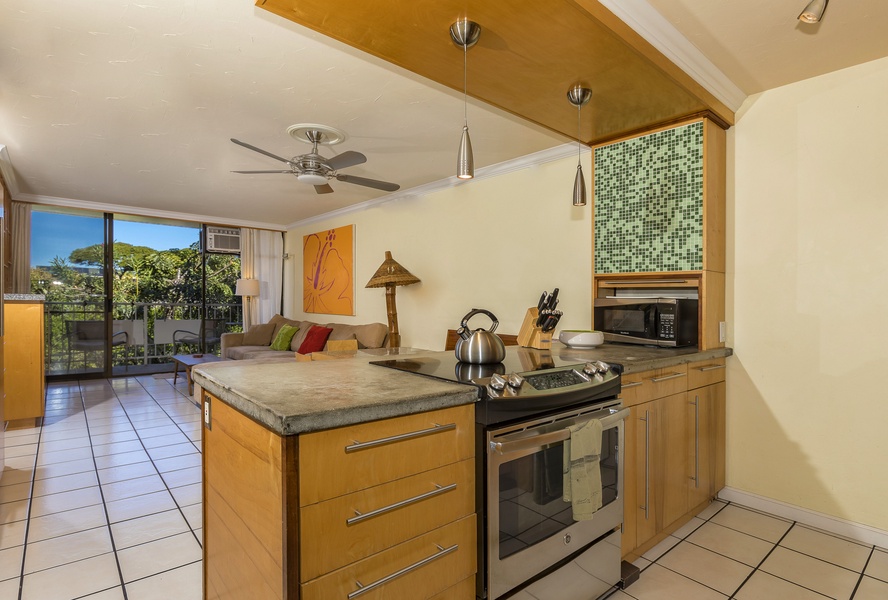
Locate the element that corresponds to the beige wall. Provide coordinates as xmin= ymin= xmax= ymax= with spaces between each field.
xmin=728 ymin=56 xmax=888 ymax=529
xmin=284 ymin=153 xmax=592 ymax=351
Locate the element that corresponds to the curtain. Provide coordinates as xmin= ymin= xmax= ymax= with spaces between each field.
xmin=240 ymin=228 xmax=283 ymax=329
xmin=10 ymin=201 xmax=31 ymax=293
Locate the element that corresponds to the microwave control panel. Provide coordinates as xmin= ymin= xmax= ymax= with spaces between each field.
xmin=657 ymin=306 xmax=676 ymax=339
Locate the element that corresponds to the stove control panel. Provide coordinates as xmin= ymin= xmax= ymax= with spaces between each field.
xmin=480 ymin=362 xmax=618 ymax=399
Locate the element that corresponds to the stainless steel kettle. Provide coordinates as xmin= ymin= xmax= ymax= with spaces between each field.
xmin=454 ymin=308 xmax=506 ymax=364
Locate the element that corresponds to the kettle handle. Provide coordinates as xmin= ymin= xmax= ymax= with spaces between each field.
xmin=460 ymin=308 xmax=499 ymax=334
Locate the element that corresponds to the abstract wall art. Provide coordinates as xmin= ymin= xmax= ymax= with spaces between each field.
xmin=303 ymin=224 xmax=355 ymax=316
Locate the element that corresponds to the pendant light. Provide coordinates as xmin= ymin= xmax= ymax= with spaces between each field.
xmin=450 ymin=19 xmax=481 ymax=180
xmin=567 ymin=85 xmax=592 ymax=206
xmin=798 ymin=0 xmax=828 ymax=23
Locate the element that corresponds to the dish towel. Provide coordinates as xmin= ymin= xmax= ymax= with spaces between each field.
xmin=562 ymin=418 xmax=604 ymax=521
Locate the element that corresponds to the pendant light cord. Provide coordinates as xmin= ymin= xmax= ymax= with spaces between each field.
xmin=463 ymin=41 xmax=468 ymax=127
xmin=577 ymin=104 xmax=582 ymax=167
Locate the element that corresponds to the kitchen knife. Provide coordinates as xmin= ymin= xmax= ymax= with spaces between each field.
xmin=548 ymin=288 xmax=559 ymax=310
xmin=537 ymin=291 xmax=547 ymax=311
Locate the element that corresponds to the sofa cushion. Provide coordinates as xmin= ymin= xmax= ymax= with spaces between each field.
xmin=268 ymin=314 xmax=301 ymax=340
xmin=242 ymin=349 xmax=295 ymax=360
xmin=290 ymin=320 xmax=319 ymax=351
xmin=326 ymin=322 xmax=388 ymax=349
xmin=271 ymin=324 xmax=300 ymax=351
xmin=243 ymin=323 xmax=275 ymax=346
xmin=297 ymin=325 xmax=334 ymax=354
xmin=227 ymin=345 xmax=277 ymax=360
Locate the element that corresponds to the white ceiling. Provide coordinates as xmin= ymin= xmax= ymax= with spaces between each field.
xmin=2 ymin=0 xmax=887 ymax=229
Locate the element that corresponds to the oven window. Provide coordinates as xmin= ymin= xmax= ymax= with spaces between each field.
xmin=497 ymin=427 xmax=619 ymax=560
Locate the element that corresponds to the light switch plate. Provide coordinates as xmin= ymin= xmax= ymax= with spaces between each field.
xmin=719 ymin=321 xmax=726 ymax=343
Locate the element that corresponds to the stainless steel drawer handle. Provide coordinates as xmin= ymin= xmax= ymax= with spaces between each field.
xmin=345 ymin=422 xmax=457 ymax=453
xmin=640 ymin=410 xmax=650 ymax=519
xmin=697 ymin=364 xmax=726 ymax=372
xmin=650 ymin=372 xmax=686 ymax=383
xmin=490 ymin=408 xmax=630 ymax=455
xmin=600 ymin=279 xmax=688 ymax=285
xmin=346 ymin=483 xmax=457 ymax=526
xmin=348 ymin=543 xmax=458 ymax=599
xmin=621 ymin=381 xmax=643 ymax=389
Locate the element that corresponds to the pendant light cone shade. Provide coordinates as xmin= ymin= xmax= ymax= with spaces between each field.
xmin=450 ymin=20 xmax=481 ymax=180
xmin=799 ymin=0 xmax=828 ymax=23
xmin=457 ymin=125 xmax=474 ymax=179
xmin=567 ymin=85 xmax=593 ymax=207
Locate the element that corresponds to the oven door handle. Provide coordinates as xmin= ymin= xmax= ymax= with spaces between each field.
xmin=490 ymin=408 xmax=630 ymax=455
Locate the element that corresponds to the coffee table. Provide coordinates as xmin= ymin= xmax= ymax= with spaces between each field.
xmin=172 ymin=353 xmax=223 ymax=395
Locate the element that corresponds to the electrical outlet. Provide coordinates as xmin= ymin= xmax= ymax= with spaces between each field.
xmin=204 ymin=396 xmax=212 ymax=430
xmin=719 ymin=321 xmax=726 ymax=343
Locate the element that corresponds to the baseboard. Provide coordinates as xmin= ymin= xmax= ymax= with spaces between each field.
xmin=719 ymin=487 xmax=888 ymax=549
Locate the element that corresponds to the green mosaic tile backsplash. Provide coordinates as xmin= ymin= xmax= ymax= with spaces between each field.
xmin=594 ymin=121 xmax=703 ymax=273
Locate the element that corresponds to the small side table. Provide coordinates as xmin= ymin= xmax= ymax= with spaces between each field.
xmin=172 ymin=353 xmax=223 ymax=395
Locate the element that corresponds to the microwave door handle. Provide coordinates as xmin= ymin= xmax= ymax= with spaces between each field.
xmin=490 ymin=408 xmax=630 ymax=455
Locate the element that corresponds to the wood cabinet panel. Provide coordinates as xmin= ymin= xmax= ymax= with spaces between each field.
xmin=299 ymin=404 xmax=474 ymax=505
xmin=687 ymin=357 xmax=726 ymax=390
xmin=687 ymin=381 xmax=726 ymax=508
xmin=619 ymin=365 xmax=688 ymax=408
xmin=428 ymin=576 xmax=475 ymax=600
xmin=203 ymin=395 xmax=298 ymax=600
xmin=633 ymin=392 xmax=689 ymax=549
xmin=300 ymin=458 xmax=475 ymax=581
xmin=3 ymin=301 xmax=45 ymax=422
xmin=300 ymin=515 xmax=476 ymax=600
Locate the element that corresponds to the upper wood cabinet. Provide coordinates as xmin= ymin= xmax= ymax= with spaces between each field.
xmin=592 ymin=117 xmax=726 ymax=276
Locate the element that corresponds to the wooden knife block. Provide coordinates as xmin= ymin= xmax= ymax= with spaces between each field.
xmin=517 ymin=307 xmax=553 ymax=350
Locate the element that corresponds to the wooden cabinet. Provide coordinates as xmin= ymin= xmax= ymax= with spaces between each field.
xmin=621 ymin=360 xmax=726 ymax=559
xmin=202 ymin=395 xmax=476 ymax=600
xmin=3 ymin=299 xmax=45 ymax=425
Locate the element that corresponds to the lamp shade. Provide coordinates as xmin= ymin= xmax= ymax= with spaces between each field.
xmin=365 ymin=251 xmax=420 ymax=288
xmin=235 ymin=278 xmax=260 ymax=297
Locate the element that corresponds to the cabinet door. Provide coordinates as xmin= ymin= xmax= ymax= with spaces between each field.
xmin=635 ymin=392 xmax=689 ymax=548
xmin=687 ymin=382 xmax=726 ymax=508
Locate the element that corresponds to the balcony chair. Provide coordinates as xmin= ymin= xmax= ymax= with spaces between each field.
xmin=66 ymin=320 xmax=129 ymax=371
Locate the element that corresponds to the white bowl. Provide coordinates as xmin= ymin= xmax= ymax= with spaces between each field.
xmin=558 ymin=329 xmax=604 ymax=348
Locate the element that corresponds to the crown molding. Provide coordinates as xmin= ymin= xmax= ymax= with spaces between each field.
xmin=16 ymin=192 xmax=286 ymax=231
xmin=288 ymin=142 xmax=582 ymax=229
xmin=0 ymin=145 xmax=21 ymax=198
xmin=598 ymin=0 xmax=747 ymax=112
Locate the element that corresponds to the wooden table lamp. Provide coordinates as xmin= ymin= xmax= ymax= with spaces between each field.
xmin=365 ymin=251 xmax=420 ymax=348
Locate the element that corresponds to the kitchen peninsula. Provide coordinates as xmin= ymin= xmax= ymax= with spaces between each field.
xmin=193 ymin=343 xmax=732 ymax=600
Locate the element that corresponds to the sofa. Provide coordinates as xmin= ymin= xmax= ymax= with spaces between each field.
xmin=220 ymin=314 xmax=389 ymax=360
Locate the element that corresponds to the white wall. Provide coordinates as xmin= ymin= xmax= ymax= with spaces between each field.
xmin=728 ymin=56 xmax=888 ymax=530
xmin=284 ymin=153 xmax=592 ymax=352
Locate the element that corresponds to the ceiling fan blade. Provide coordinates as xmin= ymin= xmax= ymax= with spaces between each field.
xmin=335 ymin=174 xmax=400 ymax=192
xmin=231 ymin=170 xmax=293 ymax=174
xmin=326 ymin=150 xmax=367 ymax=171
xmin=230 ymin=138 xmax=291 ymax=164
xmin=314 ymin=184 xmax=335 ymax=194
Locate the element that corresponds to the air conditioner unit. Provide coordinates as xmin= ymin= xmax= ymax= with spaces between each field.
xmin=206 ymin=227 xmax=241 ymax=254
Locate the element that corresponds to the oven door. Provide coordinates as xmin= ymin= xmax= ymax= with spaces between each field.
xmin=485 ymin=405 xmax=628 ymax=600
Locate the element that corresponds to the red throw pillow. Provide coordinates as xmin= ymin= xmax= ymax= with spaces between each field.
xmin=297 ymin=325 xmax=334 ymax=355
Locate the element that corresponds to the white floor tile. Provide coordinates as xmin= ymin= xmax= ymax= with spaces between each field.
xmin=102 ymin=474 xmax=166 ymax=503
xmin=710 ymin=505 xmax=792 ymax=543
xmin=865 ymin=547 xmax=888 ymax=583
xmin=855 ymin=575 xmax=888 ymax=600
xmin=117 ymin=532 xmax=202 ymax=583
xmin=0 ymin=544 xmax=24 ymax=581
xmin=105 ymin=491 xmax=178 ymax=524
xmin=29 ymin=486 xmax=103 ymax=519
xmin=24 ymin=527 xmax=113 ymax=574
xmin=31 ymin=470 xmax=98 ymax=498
xmin=21 ymin=553 xmax=120 ymax=600
xmin=34 ymin=457 xmax=97 ymax=481
xmin=0 ymin=500 xmax=29 ymax=526
xmin=169 ymin=483 xmax=202 ymax=507
xmin=124 ymin=560 xmax=202 ymax=600
xmin=779 ymin=524 xmax=871 ymax=572
xmin=146 ymin=442 xmax=199 ymax=461
xmin=160 ymin=466 xmax=201 ymax=489
xmin=97 ymin=461 xmax=158 ymax=485
xmin=760 ymin=546 xmax=859 ymax=599
xmin=94 ymin=449 xmax=151 ymax=470
xmin=621 ymin=564 xmax=727 ymax=599
xmin=641 ymin=535 xmax=681 ymax=562
xmin=0 ymin=520 xmax=26 ymax=551
xmin=0 ymin=577 xmax=20 ymax=598
xmin=111 ymin=509 xmax=190 ymax=550
xmin=26 ymin=504 xmax=108 ymax=544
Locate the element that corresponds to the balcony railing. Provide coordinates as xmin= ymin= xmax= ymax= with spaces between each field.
xmin=44 ymin=300 xmax=243 ymax=375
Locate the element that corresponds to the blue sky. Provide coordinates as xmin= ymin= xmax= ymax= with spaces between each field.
xmin=31 ymin=212 xmax=201 ymax=267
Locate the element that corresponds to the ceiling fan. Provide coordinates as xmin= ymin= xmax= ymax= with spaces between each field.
xmin=230 ymin=124 xmax=400 ymax=195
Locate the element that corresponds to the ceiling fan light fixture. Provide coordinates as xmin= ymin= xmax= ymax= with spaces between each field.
xmin=798 ymin=0 xmax=828 ymax=23
xmin=450 ymin=19 xmax=481 ymax=180
xmin=296 ymin=173 xmax=329 ymax=186
xmin=567 ymin=84 xmax=592 ymax=207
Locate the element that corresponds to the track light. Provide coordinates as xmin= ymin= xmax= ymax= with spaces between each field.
xmin=450 ymin=19 xmax=481 ymax=180
xmin=799 ymin=0 xmax=828 ymax=23
xmin=567 ymin=85 xmax=592 ymax=206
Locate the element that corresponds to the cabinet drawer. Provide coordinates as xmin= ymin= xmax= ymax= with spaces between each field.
xmin=687 ymin=358 xmax=726 ymax=389
xmin=619 ymin=365 xmax=688 ymax=407
xmin=429 ymin=576 xmax=475 ymax=599
xmin=300 ymin=458 xmax=475 ymax=581
xmin=300 ymin=514 xmax=476 ymax=600
xmin=299 ymin=404 xmax=474 ymax=505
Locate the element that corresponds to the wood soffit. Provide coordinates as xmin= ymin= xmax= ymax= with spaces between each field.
xmin=256 ymin=0 xmax=735 ymax=145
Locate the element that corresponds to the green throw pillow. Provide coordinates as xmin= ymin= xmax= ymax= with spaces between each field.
xmin=270 ymin=324 xmax=299 ymax=351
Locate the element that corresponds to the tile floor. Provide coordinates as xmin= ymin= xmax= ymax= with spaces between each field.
xmin=3 ymin=376 xmax=888 ymax=600
xmin=1 ymin=376 xmax=203 ymax=600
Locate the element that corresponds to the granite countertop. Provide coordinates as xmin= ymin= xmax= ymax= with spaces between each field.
xmin=193 ymin=343 xmax=732 ymax=436
xmin=3 ymin=294 xmax=46 ymax=302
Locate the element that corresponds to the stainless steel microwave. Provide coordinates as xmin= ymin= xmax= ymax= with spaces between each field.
xmin=593 ymin=297 xmax=698 ymax=347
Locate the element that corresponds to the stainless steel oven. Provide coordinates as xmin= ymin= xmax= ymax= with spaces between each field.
xmin=485 ymin=401 xmax=628 ymax=600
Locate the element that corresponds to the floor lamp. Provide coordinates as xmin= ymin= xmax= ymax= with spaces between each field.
xmin=365 ymin=251 xmax=420 ymax=348
xmin=235 ymin=278 xmax=260 ymax=329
